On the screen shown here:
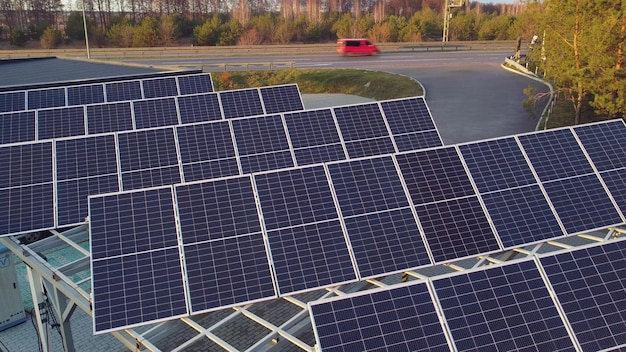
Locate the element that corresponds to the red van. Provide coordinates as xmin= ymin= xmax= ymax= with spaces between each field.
xmin=337 ymin=39 xmax=380 ymax=56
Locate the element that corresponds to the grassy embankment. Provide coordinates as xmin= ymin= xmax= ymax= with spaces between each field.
xmin=211 ymin=68 xmax=423 ymax=100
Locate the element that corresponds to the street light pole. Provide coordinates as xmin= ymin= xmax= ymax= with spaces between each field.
xmin=81 ymin=0 xmax=91 ymax=59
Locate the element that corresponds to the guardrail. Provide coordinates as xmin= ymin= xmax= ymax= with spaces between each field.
xmin=196 ymin=61 xmax=296 ymax=71
xmin=0 ymin=40 xmax=518 ymax=59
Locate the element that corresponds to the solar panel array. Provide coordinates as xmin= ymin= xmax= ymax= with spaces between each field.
xmin=0 ymin=72 xmax=214 ymax=113
xmin=87 ymin=119 xmax=626 ymax=333
xmin=0 ymin=84 xmax=304 ymax=144
xmin=0 ymin=96 xmax=441 ymax=237
xmin=309 ymin=238 xmax=626 ymax=352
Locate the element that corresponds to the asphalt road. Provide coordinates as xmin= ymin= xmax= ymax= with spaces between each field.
xmin=128 ymin=50 xmax=551 ymax=145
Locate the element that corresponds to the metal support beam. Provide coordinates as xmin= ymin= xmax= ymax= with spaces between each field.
xmin=26 ymin=266 xmax=50 ymax=352
xmin=43 ymin=281 xmax=76 ymax=352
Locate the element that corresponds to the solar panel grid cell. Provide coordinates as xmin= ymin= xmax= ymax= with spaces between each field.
xmin=0 ymin=111 xmax=35 ymax=144
xmin=67 ymin=84 xmax=105 ymax=106
xmin=0 ymin=91 xmax=26 ymax=113
xmin=433 ymin=260 xmax=577 ymax=352
xmin=574 ymin=120 xmax=626 ymax=172
xmin=598 ymin=168 xmax=626 ymax=215
xmin=176 ymin=74 xmax=214 ymax=95
xmin=37 ymin=106 xmax=86 ymax=140
xmin=232 ymin=115 xmax=294 ymax=174
xmin=481 ymin=185 xmax=564 ymax=248
xmin=176 ymin=122 xmax=239 ymax=182
xmin=539 ymin=240 xmax=626 ymax=352
xmin=184 ymin=234 xmax=276 ymax=312
xmin=86 ymin=102 xmax=133 ymax=134
xmin=27 ymin=88 xmax=66 ymax=109
xmin=259 ymin=85 xmax=304 ymax=114
xmin=459 ymin=137 xmax=536 ymax=193
xmin=518 ymin=129 xmax=594 ymax=182
xmin=283 ymin=109 xmax=346 ymax=166
xmin=333 ymin=103 xmax=396 ymax=158
xmin=0 ymin=142 xmax=53 ymax=188
xmin=380 ymin=97 xmax=443 ymax=152
xmin=117 ymin=128 xmax=181 ymax=190
xmin=541 ymin=174 xmax=623 ymax=234
xmin=132 ymin=98 xmax=179 ymax=129
xmin=141 ymin=77 xmax=179 ymax=99
xmin=396 ymin=147 xmax=475 ymax=205
xmin=177 ymin=93 xmax=222 ymax=124
xmin=416 ymin=196 xmax=499 ymax=263
xmin=105 ymin=81 xmax=143 ymax=102
xmin=310 ymin=282 xmax=449 ymax=352
xmin=219 ymin=89 xmax=264 ymax=119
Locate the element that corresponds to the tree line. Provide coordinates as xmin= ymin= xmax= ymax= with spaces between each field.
xmin=0 ymin=0 xmax=527 ymax=47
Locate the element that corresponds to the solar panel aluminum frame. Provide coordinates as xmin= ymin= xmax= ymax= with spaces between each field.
xmin=393 ymin=144 xmax=505 ymax=264
xmin=308 ymin=279 xmax=455 ymax=352
xmin=324 ymin=154 xmax=436 ymax=280
xmin=515 ymin=122 xmax=626 ymax=232
xmin=173 ymin=174 xmax=279 ymax=315
xmin=88 ymin=185 xmax=190 ymax=335
xmin=252 ymin=163 xmax=361 ymax=296
xmin=535 ymin=236 xmax=626 ymax=352
xmin=429 ymin=256 xmax=581 ymax=352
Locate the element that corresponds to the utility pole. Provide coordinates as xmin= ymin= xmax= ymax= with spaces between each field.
xmin=442 ymin=0 xmax=467 ymax=43
xmin=81 ymin=0 xmax=91 ymax=59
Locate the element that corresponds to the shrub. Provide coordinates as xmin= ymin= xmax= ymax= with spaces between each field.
xmin=134 ymin=17 xmax=160 ymax=47
xmin=10 ymin=29 xmax=27 ymax=47
xmin=108 ymin=22 xmax=134 ymax=47
xmin=40 ymin=27 xmax=62 ymax=49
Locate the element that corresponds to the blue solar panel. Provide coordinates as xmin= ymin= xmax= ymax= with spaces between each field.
xmin=231 ymin=114 xmax=294 ymax=174
xmin=459 ymin=137 xmax=536 ymax=193
xmin=142 ymin=77 xmax=178 ymax=99
xmin=86 ymin=102 xmax=133 ymax=134
xmin=89 ymin=187 xmax=187 ymax=333
xmin=0 ymin=111 xmax=35 ymax=144
xmin=37 ymin=106 xmax=86 ymax=139
xmin=310 ymin=282 xmax=449 ymax=352
xmin=0 ymin=142 xmax=53 ymax=188
xmin=105 ymin=80 xmax=142 ymax=102
xmin=267 ymin=220 xmax=355 ymax=295
xmin=333 ymin=103 xmax=395 ymax=158
xmin=177 ymin=93 xmax=222 ymax=124
xmin=90 ymin=187 xmax=178 ymax=259
xmin=57 ymin=176 xmax=119 ymax=227
xmin=393 ymin=130 xmax=443 ymax=153
xmin=381 ymin=97 xmax=443 ymax=152
xmin=175 ymin=178 xmax=260 ymax=244
xmin=574 ymin=120 xmax=626 ymax=171
xmin=0 ymin=91 xmax=26 ymax=113
xmin=283 ymin=109 xmax=346 ymax=166
xmin=132 ymin=97 xmax=179 ymax=129
xmin=0 ymin=142 xmax=54 ymax=235
xmin=396 ymin=148 xmax=475 ymax=205
xmin=416 ymin=196 xmax=499 ymax=263
xmin=176 ymin=122 xmax=239 ymax=182
xmin=55 ymin=135 xmax=119 ymax=226
xmin=482 ymin=185 xmax=564 ymax=248
xmin=599 ymin=168 xmax=626 ymax=215
xmin=433 ymin=260 xmax=577 ymax=352
xmin=539 ymin=240 xmax=626 ymax=352
xmin=328 ymin=156 xmax=409 ymax=217
xmin=27 ymin=88 xmax=65 ymax=109
xmin=343 ymin=208 xmax=431 ymax=278
xmin=541 ymin=174 xmax=623 ymax=234
xmin=255 ymin=166 xmax=355 ymax=294
xmin=67 ymin=84 xmax=105 ymax=105
xmin=91 ymin=248 xmax=187 ymax=333
xmin=117 ymin=128 xmax=181 ymax=190
xmin=0 ymin=184 xmax=55 ymax=236
xmin=184 ymin=234 xmax=276 ymax=313
xmin=219 ymin=88 xmax=264 ymax=119
xmin=176 ymin=73 xmax=214 ymax=95
xmin=259 ymin=84 xmax=304 ymax=114
xmin=518 ymin=128 xmax=594 ymax=182
xmin=255 ymin=166 xmax=337 ymax=230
